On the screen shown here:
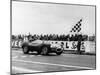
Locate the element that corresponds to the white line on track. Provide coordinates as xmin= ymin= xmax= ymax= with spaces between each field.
xmin=13 ymin=59 xmax=94 ymax=70
xmin=12 ymin=56 xmax=18 ymax=59
xmin=12 ymin=66 xmax=42 ymax=73
xmin=12 ymin=50 xmax=22 ymax=53
xmin=21 ymin=56 xmax=27 ymax=58
xmin=28 ymin=55 xmax=34 ymax=57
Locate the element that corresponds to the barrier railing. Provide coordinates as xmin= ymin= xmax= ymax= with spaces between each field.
xmin=11 ymin=40 xmax=95 ymax=53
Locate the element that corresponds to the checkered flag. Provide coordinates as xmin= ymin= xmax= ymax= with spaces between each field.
xmin=70 ymin=19 xmax=82 ymax=33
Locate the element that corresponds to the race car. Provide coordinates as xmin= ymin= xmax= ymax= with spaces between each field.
xmin=21 ymin=40 xmax=64 ymax=55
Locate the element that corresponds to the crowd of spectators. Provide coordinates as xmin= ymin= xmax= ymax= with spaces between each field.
xmin=12 ymin=33 xmax=89 ymax=41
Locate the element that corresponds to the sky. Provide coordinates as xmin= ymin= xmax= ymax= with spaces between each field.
xmin=12 ymin=1 xmax=95 ymax=36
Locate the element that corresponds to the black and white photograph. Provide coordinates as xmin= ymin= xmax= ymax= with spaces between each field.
xmin=11 ymin=0 xmax=96 ymax=74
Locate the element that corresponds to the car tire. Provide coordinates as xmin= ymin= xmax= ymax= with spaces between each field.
xmin=41 ymin=46 xmax=48 ymax=55
xmin=56 ymin=51 xmax=63 ymax=55
xmin=23 ymin=46 xmax=29 ymax=54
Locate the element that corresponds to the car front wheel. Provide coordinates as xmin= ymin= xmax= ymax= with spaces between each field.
xmin=41 ymin=46 xmax=48 ymax=55
xmin=56 ymin=51 xmax=63 ymax=55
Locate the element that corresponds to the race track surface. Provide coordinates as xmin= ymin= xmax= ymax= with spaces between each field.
xmin=11 ymin=48 xmax=95 ymax=74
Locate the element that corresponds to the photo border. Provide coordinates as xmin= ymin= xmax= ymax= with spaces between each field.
xmin=10 ymin=0 xmax=96 ymax=74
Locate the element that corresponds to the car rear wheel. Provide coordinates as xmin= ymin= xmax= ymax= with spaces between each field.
xmin=41 ymin=46 xmax=48 ymax=55
xmin=23 ymin=46 xmax=29 ymax=54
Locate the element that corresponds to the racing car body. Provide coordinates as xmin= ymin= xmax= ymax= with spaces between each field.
xmin=21 ymin=40 xmax=64 ymax=55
